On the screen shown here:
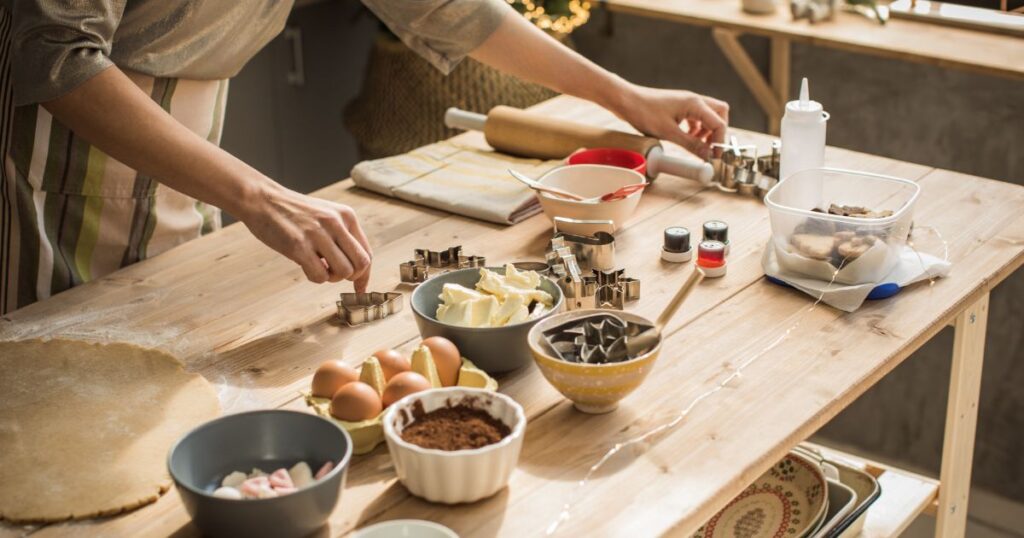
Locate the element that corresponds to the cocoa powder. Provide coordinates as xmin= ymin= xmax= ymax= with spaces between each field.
xmin=400 ymin=402 xmax=511 ymax=451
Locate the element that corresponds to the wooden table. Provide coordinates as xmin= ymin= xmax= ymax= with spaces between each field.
xmin=2 ymin=96 xmax=1022 ymax=538
xmin=601 ymin=0 xmax=1024 ymax=134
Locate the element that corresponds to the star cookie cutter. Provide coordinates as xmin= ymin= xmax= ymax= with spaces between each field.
xmin=399 ymin=246 xmax=486 ymax=284
xmin=337 ymin=292 xmax=404 ymax=326
xmin=594 ymin=269 xmax=641 ymax=310
xmin=546 ymin=249 xmax=639 ymax=311
xmin=542 ymin=313 xmax=655 ymax=364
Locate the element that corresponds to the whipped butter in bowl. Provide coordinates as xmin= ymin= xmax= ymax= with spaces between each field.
xmin=412 ymin=264 xmax=564 ymax=374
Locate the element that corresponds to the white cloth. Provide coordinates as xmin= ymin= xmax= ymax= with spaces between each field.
xmin=762 ymin=242 xmax=951 ymax=312
xmin=350 ymin=140 xmax=562 ymax=225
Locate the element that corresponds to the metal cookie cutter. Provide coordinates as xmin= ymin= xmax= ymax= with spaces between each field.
xmin=594 ymin=269 xmax=641 ymax=310
xmin=711 ymin=137 xmax=758 ymax=193
xmin=547 ymin=249 xmax=639 ymax=311
xmin=399 ymin=246 xmax=486 ymax=283
xmin=337 ymin=292 xmax=403 ymax=326
xmin=543 ymin=313 xmax=655 ymax=364
xmin=547 ymin=248 xmax=598 ymax=311
xmin=553 ymin=216 xmax=616 ymax=236
xmin=755 ymin=140 xmax=781 ymax=199
xmin=549 ymin=231 xmax=616 ymax=272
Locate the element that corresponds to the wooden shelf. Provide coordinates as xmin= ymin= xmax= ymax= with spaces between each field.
xmin=805 ymin=443 xmax=940 ymax=537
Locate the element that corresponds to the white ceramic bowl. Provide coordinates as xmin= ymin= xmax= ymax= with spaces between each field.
xmin=382 ymin=387 xmax=526 ymax=504
xmin=536 ymin=164 xmax=646 ymax=234
xmin=354 ymin=520 xmax=458 ymax=538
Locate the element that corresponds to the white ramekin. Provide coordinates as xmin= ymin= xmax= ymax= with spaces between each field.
xmin=382 ymin=387 xmax=526 ymax=504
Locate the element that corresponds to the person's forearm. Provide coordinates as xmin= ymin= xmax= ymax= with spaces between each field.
xmin=42 ymin=66 xmax=373 ymax=289
xmin=469 ymin=10 xmax=632 ymax=113
xmin=42 ymin=67 xmax=276 ymax=220
xmin=470 ymin=9 xmax=729 ymax=157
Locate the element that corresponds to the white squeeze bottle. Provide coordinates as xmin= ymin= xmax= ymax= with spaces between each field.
xmin=779 ymin=77 xmax=829 ymax=182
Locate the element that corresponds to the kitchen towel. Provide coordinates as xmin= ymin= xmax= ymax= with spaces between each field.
xmin=762 ymin=242 xmax=951 ymax=312
xmin=350 ymin=140 xmax=563 ymax=225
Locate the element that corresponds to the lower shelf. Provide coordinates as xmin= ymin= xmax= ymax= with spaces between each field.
xmin=805 ymin=442 xmax=940 ymax=537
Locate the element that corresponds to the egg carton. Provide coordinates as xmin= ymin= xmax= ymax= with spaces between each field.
xmin=303 ymin=346 xmax=498 ymax=455
xmin=337 ymin=292 xmax=404 ymax=326
xmin=399 ymin=246 xmax=486 ymax=284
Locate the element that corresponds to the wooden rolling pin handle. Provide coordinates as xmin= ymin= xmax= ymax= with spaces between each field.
xmin=647 ymin=146 xmax=715 ymax=185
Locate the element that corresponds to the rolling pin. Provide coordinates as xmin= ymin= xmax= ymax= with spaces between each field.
xmin=444 ymin=106 xmax=715 ymax=184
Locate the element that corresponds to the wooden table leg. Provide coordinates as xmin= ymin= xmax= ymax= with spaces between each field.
xmin=935 ymin=292 xmax=989 ymax=537
xmin=711 ymin=28 xmax=790 ymax=135
xmin=769 ymin=36 xmax=790 ymax=136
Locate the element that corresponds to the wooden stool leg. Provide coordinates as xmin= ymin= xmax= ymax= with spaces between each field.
xmin=935 ymin=292 xmax=989 ymax=537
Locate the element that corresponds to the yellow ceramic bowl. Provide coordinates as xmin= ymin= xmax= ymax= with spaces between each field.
xmin=528 ymin=309 xmax=661 ymax=414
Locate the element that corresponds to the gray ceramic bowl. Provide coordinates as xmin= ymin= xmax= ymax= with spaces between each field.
xmin=168 ymin=410 xmax=352 ymax=538
xmin=411 ymin=266 xmax=563 ymax=374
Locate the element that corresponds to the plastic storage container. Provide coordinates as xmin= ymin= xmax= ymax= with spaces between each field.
xmin=764 ymin=168 xmax=920 ymax=285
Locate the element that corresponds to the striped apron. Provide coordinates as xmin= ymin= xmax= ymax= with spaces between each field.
xmin=0 ymin=8 xmax=228 ymax=315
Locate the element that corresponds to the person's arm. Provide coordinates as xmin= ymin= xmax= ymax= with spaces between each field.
xmin=44 ymin=67 xmax=373 ymax=290
xmin=470 ymin=10 xmax=729 ymax=159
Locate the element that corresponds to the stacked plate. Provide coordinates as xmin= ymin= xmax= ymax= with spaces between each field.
xmin=693 ymin=446 xmax=881 ymax=538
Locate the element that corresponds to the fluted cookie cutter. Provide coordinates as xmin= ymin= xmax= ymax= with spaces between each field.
xmin=399 ymin=246 xmax=486 ymax=283
xmin=337 ymin=292 xmax=404 ymax=326
xmin=711 ymin=136 xmax=757 ymax=193
xmin=549 ymin=231 xmax=616 ymax=272
xmin=755 ymin=140 xmax=781 ymax=199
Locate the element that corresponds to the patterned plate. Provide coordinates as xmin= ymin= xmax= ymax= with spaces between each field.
xmin=693 ymin=452 xmax=828 ymax=538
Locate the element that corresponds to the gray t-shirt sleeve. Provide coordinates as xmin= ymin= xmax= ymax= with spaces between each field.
xmin=10 ymin=0 xmax=127 ymax=105
xmin=361 ymin=0 xmax=511 ymax=74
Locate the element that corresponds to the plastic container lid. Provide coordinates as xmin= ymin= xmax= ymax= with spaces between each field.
xmin=764 ymin=167 xmax=921 ymax=226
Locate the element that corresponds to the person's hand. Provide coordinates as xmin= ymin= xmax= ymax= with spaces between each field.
xmin=611 ymin=84 xmax=730 ymax=160
xmin=239 ymin=184 xmax=373 ymax=291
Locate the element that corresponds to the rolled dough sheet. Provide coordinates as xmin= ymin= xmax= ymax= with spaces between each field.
xmin=0 ymin=339 xmax=220 ymax=524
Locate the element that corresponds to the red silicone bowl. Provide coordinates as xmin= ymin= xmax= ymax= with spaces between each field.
xmin=567 ymin=148 xmax=647 ymax=176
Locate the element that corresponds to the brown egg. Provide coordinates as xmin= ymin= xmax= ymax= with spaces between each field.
xmin=373 ymin=349 xmax=411 ymax=380
xmin=311 ymin=360 xmax=359 ymax=398
xmin=422 ymin=337 xmax=461 ymax=387
xmin=382 ymin=372 xmax=432 ymax=407
xmin=330 ymin=382 xmax=383 ymax=422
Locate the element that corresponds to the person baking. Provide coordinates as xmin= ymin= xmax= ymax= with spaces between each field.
xmin=0 ymin=0 xmax=729 ymax=314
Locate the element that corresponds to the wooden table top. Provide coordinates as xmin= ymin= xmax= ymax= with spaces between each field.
xmin=3 ymin=96 xmax=1023 ymax=537
xmin=602 ymin=0 xmax=1024 ymax=80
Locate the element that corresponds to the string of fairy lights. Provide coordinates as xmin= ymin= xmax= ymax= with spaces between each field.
xmin=507 ymin=0 xmax=592 ymax=34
